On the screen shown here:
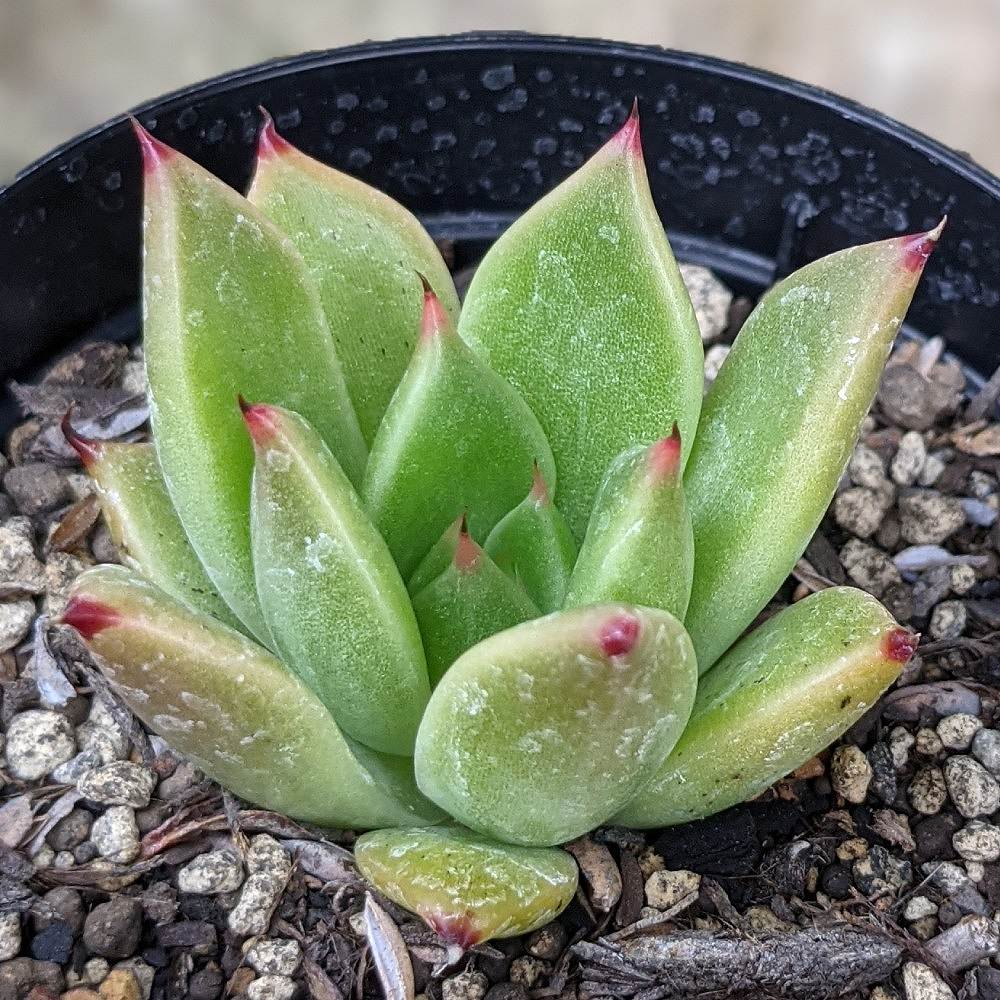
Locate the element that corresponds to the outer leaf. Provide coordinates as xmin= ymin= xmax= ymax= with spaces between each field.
xmin=684 ymin=224 xmax=943 ymax=671
xmin=564 ymin=429 xmax=693 ymax=620
xmin=484 ymin=465 xmax=577 ymax=614
xmin=414 ymin=604 xmax=697 ymax=846
xmin=61 ymin=565 xmax=439 ymax=828
xmin=615 ymin=587 xmax=915 ymax=828
xmin=62 ymin=419 xmax=242 ymax=632
xmin=411 ymin=525 xmax=538 ymax=686
xmin=247 ymin=113 xmax=460 ymax=444
xmin=355 ymin=826 xmax=578 ymax=948
xmin=244 ymin=402 xmax=429 ymax=756
xmin=363 ymin=285 xmax=556 ymax=579
xmin=138 ymin=125 xmax=366 ymax=642
xmin=460 ymin=107 xmax=704 ymax=540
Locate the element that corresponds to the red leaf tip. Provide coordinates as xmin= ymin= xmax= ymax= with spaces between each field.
xmin=62 ymin=596 xmax=122 ymax=641
xmin=420 ymin=280 xmax=450 ymax=340
xmin=599 ymin=613 xmax=641 ymax=658
xmin=901 ymin=217 xmax=946 ymax=273
xmin=257 ymin=106 xmax=295 ymax=162
xmin=426 ymin=912 xmax=482 ymax=951
xmin=883 ymin=627 xmax=919 ymax=664
xmin=238 ymin=396 xmax=280 ymax=443
xmin=530 ymin=461 xmax=551 ymax=504
xmin=611 ymin=98 xmax=642 ymax=157
xmin=647 ymin=424 xmax=682 ymax=481
xmin=453 ymin=522 xmax=481 ymax=573
xmin=130 ymin=118 xmax=175 ymax=176
xmin=60 ymin=411 xmax=103 ymax=468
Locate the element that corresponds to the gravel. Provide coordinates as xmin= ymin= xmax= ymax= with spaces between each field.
xmin=830 ymin=744 xmax=873 ymax=803
xmin=943 ymin=756 xmax=1000 ymax=818
xmin=82 ymin=897 xmax=143 ymax=959
xmin=90 ymin=805 xmax=141 ymax=864
xmin=245 ymin=938 xmax=302 ymax=976
xmin=5 ymin=709 xmax=76 ymax=779
xmin=77 ymin=761 xmax=156 ymax=807
xmin=177 ymin=849 xmax=245 ymax=895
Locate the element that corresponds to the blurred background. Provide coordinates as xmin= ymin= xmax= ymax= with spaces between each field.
xmin=2 ymin=0 xmax=999 ymax=183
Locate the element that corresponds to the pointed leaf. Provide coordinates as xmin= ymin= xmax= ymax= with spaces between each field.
xmin=363 ymin=286 xmax=555 ymax=579
xmin=407 ymin=514 xmax=464 ymax=597
xmin=684 ymin=224 xmax=942 ymax=671
xmin=615 ymin=587 xmax=915 ymax=828
xmin=414 ymin=604 xmax=697 ymax=846
xmin=62 ymin=420 xmax=243 ymax=633
xmin=244 ymin=401 xmax=429 ymax=755
xmin=355 ymin=826 xmax=578 ymax=948
xmin=138 ymin=125 xmax=366 ymax=642
xmin=460 ymin=108 xmax=704 ymax=540
xmin=61 ymin=565 xmax=439 ymax=828
xmin=484 ymin=465 xmax=577 ymax=614
xmin=564 ymin=429 xmax=693 ymax=620
xmin=411 ymin=524 xmax=538 ymax=686
xmin=247 ymin=114 xmax=459 ymax=444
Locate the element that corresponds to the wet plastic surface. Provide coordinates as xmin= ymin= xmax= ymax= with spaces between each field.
xmin=2 ymin=34 xmax=999 ymax=431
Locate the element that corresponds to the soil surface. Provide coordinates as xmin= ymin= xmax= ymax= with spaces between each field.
xmin=0 ymin=262 xmax=999 ymax=1000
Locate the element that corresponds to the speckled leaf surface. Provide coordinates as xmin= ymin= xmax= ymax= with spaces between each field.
xmin=615 ymin=587 xmax=914 ymax=828
xmin=138 ymin=127 xmax=366 ymax=643
xmin=484 ymin=467 xmax=577 ymax=614
xmin=408 ymin=514 xmax=464 ymax=597
xmin=247 ymin=115 xmax=459 ymax=444
xmin=245 ymin=402 xmax=429 ymax=756
xmin=414 ymin=604 xmax=697 ymax=846
xmin=459 ymin=109 xmax=703 ymax=540
xmin=411 ymin=527 xmax=538 ymax=686
xmin=61 ymin=565 xmax=439 ymax=829
xmin=64 ymin=427 xmax=243 ymax=632
xmin=355 ymin=826 xmax=578 ymax=948
xmin=564 ymin=431 xmax=693 ymax=620
xmin=363 ymin=288 xmax=555 ymax=579
xmin=683 ymin=226 xmax=941 ymax=671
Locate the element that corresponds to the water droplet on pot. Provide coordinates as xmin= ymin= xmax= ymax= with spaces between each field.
xmin=432 ymin=131 xmax=457 ymax=152
xmin=558 ymin=117 xmax=584 ymax=134
xmin=533 ymin=135 xmax=558 ymax=156
xmin=410 ymin=118 xmax=428 ymax=134
xmin=328 ymin=119 xmax=346 ymax=136
xmin=471 ymin=139 xmax=497 ymax=159
xmin=536 ymin=67 xmax=554 ymax=83
xmin=336 ymin=93 xmax=359 ymax=111
xmin=427 ymin=94 xmax=447 ymax=112
xmin=276 ymin=108 xmax=302 ymax=130
xmin=737 ymin=108 xmax=762 ymax=127
xmin=59 ymin=156 xmax=88 ymax=184
xmin=366 ymin=97 xmax=388 ymax=113
xmin=347 ymin=148 xmax=372 ymax=170
xmin=176 ymin=107 xmax=197 ymax=130
xmin=496 ymin=88 xmax=528 ymax=113
xmin=481 ymin=65 xmax=515 ymax=91
xmin=204 ymin=119 xmax=226 ymax=145
xmin=692 ymin=103 xmax=715 ymax=124
xmin=376 ymin=124 xmax=399 ymax=143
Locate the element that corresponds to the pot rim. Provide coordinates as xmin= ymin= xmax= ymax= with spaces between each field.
xmin=3 ymin=31 xmax=999 ymax=202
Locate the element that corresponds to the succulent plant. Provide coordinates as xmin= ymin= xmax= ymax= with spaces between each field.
xmin=60 ymin=105 xmax=937 ymax=948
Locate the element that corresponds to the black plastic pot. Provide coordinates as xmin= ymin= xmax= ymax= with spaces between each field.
xmin=2 ymin=33 xmax=1000 ymax=432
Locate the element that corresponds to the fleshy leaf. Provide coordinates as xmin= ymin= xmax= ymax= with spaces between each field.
xmin=408 ymin=514 xmax=464 ymax=597
xmin=355 ymin=826 xmax=578 ymax=948
xmin=460 ymin=106 xmax=704 ymax=540
xmin=615 ymin=587 xmax=915 ymax=828
xmin=61 ymin=565 xmax=439 ymax=828
xmin=410 ymin=523 xmax=538 ymax=686
xmin=363 ymin=285 xmax=556 ymax=579
xmin=247 ymin=113 xmax=459 ymax=444
xmin=414 ymin=604 xmax=697 ymax=846
xmin=564 ymin=429 xmax=693 ymax=620
xmin=683 ymin=224 xmax=943 ymax=671
xmin=244 ymin=401 xmax=429 ymax=755
xmin=62 ymin=418 xmax=243 ymax=633
xmin=483 ymin=465 xmax=577 ymax=614
xmin=138 ymin=124 xmax=366 ymax=643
